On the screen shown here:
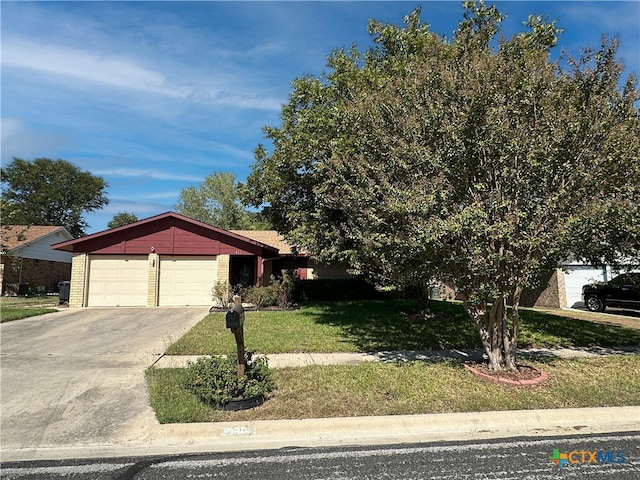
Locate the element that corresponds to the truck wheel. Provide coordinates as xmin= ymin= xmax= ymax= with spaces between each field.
xmin=585 ymin=295 xmax=605 ymax=312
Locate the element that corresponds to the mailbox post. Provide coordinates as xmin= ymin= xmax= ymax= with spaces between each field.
xmin=225 ymin=295 xmax=246 ymax=379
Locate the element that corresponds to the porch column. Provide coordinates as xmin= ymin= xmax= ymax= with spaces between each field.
xmin=217 ymin=255 xmax=230 ymax=284
xmin=147 ymin=253 xmax=159 ymax=307
xmin=256 ymin=255 xmax=264 ymax=286
xmin=69 ymin=253 xmax=87 ymax=308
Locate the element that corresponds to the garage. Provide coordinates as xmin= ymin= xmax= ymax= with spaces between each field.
xmin=52 ymin=212 xmax=279 ymax=308
xmin=158 ymin=256 xmax=218 ymax=306
xmin=87 ymin=256 xmax=148 ymax=306
xmin=563 ymin=265 xmax=606 ymax=308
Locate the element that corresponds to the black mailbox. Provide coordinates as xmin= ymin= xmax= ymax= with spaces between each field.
xmin=226 ymin=304 xmax=245 ymax=329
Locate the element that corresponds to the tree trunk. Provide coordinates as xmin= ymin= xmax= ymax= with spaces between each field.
xmin=505 ymin=285 xmax=523 ymax=371
xmin=465 ymin=292 xmax=520 ymax=372
xmin=414 ymin=280 xmax=432 ymax=317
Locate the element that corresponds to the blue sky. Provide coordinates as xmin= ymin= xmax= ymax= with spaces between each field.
xmin=2 ymin=1 xmax=639 ymax=234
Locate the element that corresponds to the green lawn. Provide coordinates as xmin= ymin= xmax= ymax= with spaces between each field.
xmin=147 ymin=355 xmax=640 ymax=423
xmin=151 ymin=299 xmax=640 ymax=423
xmin=166 ymin=300 xmax=640 ymax=355
xmin=0 ymin=296 xmax=60 ymax=323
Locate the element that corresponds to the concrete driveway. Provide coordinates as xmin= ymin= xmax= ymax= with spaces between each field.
xmin=0 ymin=307 xmax=207 ymax=452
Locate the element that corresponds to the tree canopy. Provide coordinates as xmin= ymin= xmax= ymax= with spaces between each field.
xmin=244 ymin=2 xmax=640 ymax=371
xmin=175 ymin=171 xmax=269 ymax=230
xmin=0 ymin=157 xmax=109 ymax=237
xmin=108 ymin=211 xmax=139 ymax=229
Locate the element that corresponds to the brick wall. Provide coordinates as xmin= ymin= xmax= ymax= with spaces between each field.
xmin=69 ymin=253 xmax=87 ymax=308
xmin=1 ymin=256 xmax=71 ymax=294
xmin=439 ymin=269 xmax=564 ymax=308
xmin=216 ymin=254 xmax=230 ymax=283
xmin=519 ymin=269 xmax=563 ymax=308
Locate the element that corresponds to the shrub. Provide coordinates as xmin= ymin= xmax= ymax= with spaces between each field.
xmin=184 ymin=351 xmax=274 ymax=407
xmin=240 ymin=271 xmax=299 ymax=308
xmin=211 ymin=281 xmax=233 ymax=308
xmin=243 ymin=284 xmax=278 ymax=308
xmin=271 ymin=271 xmax=298 ymax=307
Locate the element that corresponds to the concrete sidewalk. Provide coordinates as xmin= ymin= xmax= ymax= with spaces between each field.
xmin=153 ymin=345 xmax=640 ymax=368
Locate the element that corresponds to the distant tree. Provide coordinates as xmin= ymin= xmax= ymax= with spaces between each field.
xmin=244 ymin=3 xmax=640 ymax=371
xmin=108 ymin=212 xmax=139 ymax=229
xmin=0 ymin=157 xmax=109 ymax=237
xmin=176 ymin=171 xmax=269 ymax=230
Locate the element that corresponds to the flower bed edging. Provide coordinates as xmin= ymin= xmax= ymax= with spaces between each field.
xmin=464 ymin=361 xmax=548 ymax=387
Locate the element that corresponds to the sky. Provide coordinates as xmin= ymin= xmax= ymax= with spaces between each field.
xmin=2 ymin=1 xmax=639 ymax=235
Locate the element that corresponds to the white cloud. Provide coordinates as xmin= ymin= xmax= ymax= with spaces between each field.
xmin=99 ymin=199 xmax=171 ymax=216
xmin=559 ymin=3 xmax=640 ymax=33
xmin=1 ymin=118 xmax=72 ymax=163
xmin=143 ymin=190 xmax=182 ymax=200
xmin=2 ymin=39 xmax=186 ymax=98
xmin=93 ymin=167 xmax=202 ymax=183
xmin=2 ymin=36 xmax=284 ymax=112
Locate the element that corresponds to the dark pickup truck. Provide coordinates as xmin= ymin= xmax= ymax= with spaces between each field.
xmin=582 ymin=272 xmax=640 ymax=312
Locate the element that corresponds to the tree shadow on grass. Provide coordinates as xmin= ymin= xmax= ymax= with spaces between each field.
xmin=301 ymin=300 xmax=640 ymax=352
xmin=518 ymin=310 xmax=640 ymax=348
xmin=302 ymin=300 xmax=482 ymax=351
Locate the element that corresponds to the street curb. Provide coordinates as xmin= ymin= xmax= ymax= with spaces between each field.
xmin=2 ymin=406 xmax=638 ymax=462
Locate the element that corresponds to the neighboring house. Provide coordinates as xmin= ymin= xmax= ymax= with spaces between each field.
xmin=51 ymin=212 xmax=350 ymax=308
xmin=441 ymin=263 xmax=640 ymax=310
xmin=1 ymin=225 xmax=73 ymax=295
xmin=560 ymin=261 xmax=640 ymax=309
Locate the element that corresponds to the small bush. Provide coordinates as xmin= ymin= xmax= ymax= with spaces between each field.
xmin=244 ymin=284 xmax=278 ymax=308
xmin=271 ymin=271 xmax=298 ymax=307
xmin=240 ymin=272 xmax=299 ymax=308
xmin=212 ymin=281 xmax=233 ymax=308
xmin=184 ymin=351 xmax=274 ymax=407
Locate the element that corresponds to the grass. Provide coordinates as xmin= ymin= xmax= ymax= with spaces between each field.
xmin=166 ymin=300 xmax=640 ymax=355
xmin=0 ymin=296 xmax=60 ymax=323
xmin=146 ymin=355 xmax=640 ymax=423
xmin=153 ymin=299 xmax=640 ymax=423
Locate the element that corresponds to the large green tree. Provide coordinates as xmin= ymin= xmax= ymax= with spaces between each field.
xmin=1 ymin=157 xmax=109 ymax=237
xmin=244 ymin=2 xmax=640 ymax=371
xmin=108 ymin=211 xmax=139 ymax=229
xmin=175 ymin=171 xmax=269 ymax=230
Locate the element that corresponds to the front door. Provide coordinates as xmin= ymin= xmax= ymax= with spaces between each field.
xmin=230 ymin=256 xmax=255 ymax=287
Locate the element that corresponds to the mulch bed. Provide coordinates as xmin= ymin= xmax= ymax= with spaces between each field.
xmin=464 ymin=361 xmax=548 ymax=386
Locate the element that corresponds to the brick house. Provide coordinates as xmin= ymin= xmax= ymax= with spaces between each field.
xmin=1 ymin=225 xmax=73 ymax=295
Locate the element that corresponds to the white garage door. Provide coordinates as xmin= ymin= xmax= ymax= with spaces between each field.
xmin=87 ymin=256 xmax=148 ymax=307
xmin=563 ymin=266 xmax=606 ymax=308
xmin=158 ymin=256 xmax=218 ymax=306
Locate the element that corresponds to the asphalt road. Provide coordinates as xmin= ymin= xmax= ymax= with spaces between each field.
xmin=2 ymin=432 xmax=639 ymax=480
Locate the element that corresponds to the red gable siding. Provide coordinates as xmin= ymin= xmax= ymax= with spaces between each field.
xmin=52 ymin=213 xmax=276 ymax=257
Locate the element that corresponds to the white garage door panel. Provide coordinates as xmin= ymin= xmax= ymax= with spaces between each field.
xmin=88 ymin=256 xmax=148 ymax=306
xmin=159 ymin=256 xmax=217 ymax=306
xmin=563 ymin=266 xmax=605 ymax=308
